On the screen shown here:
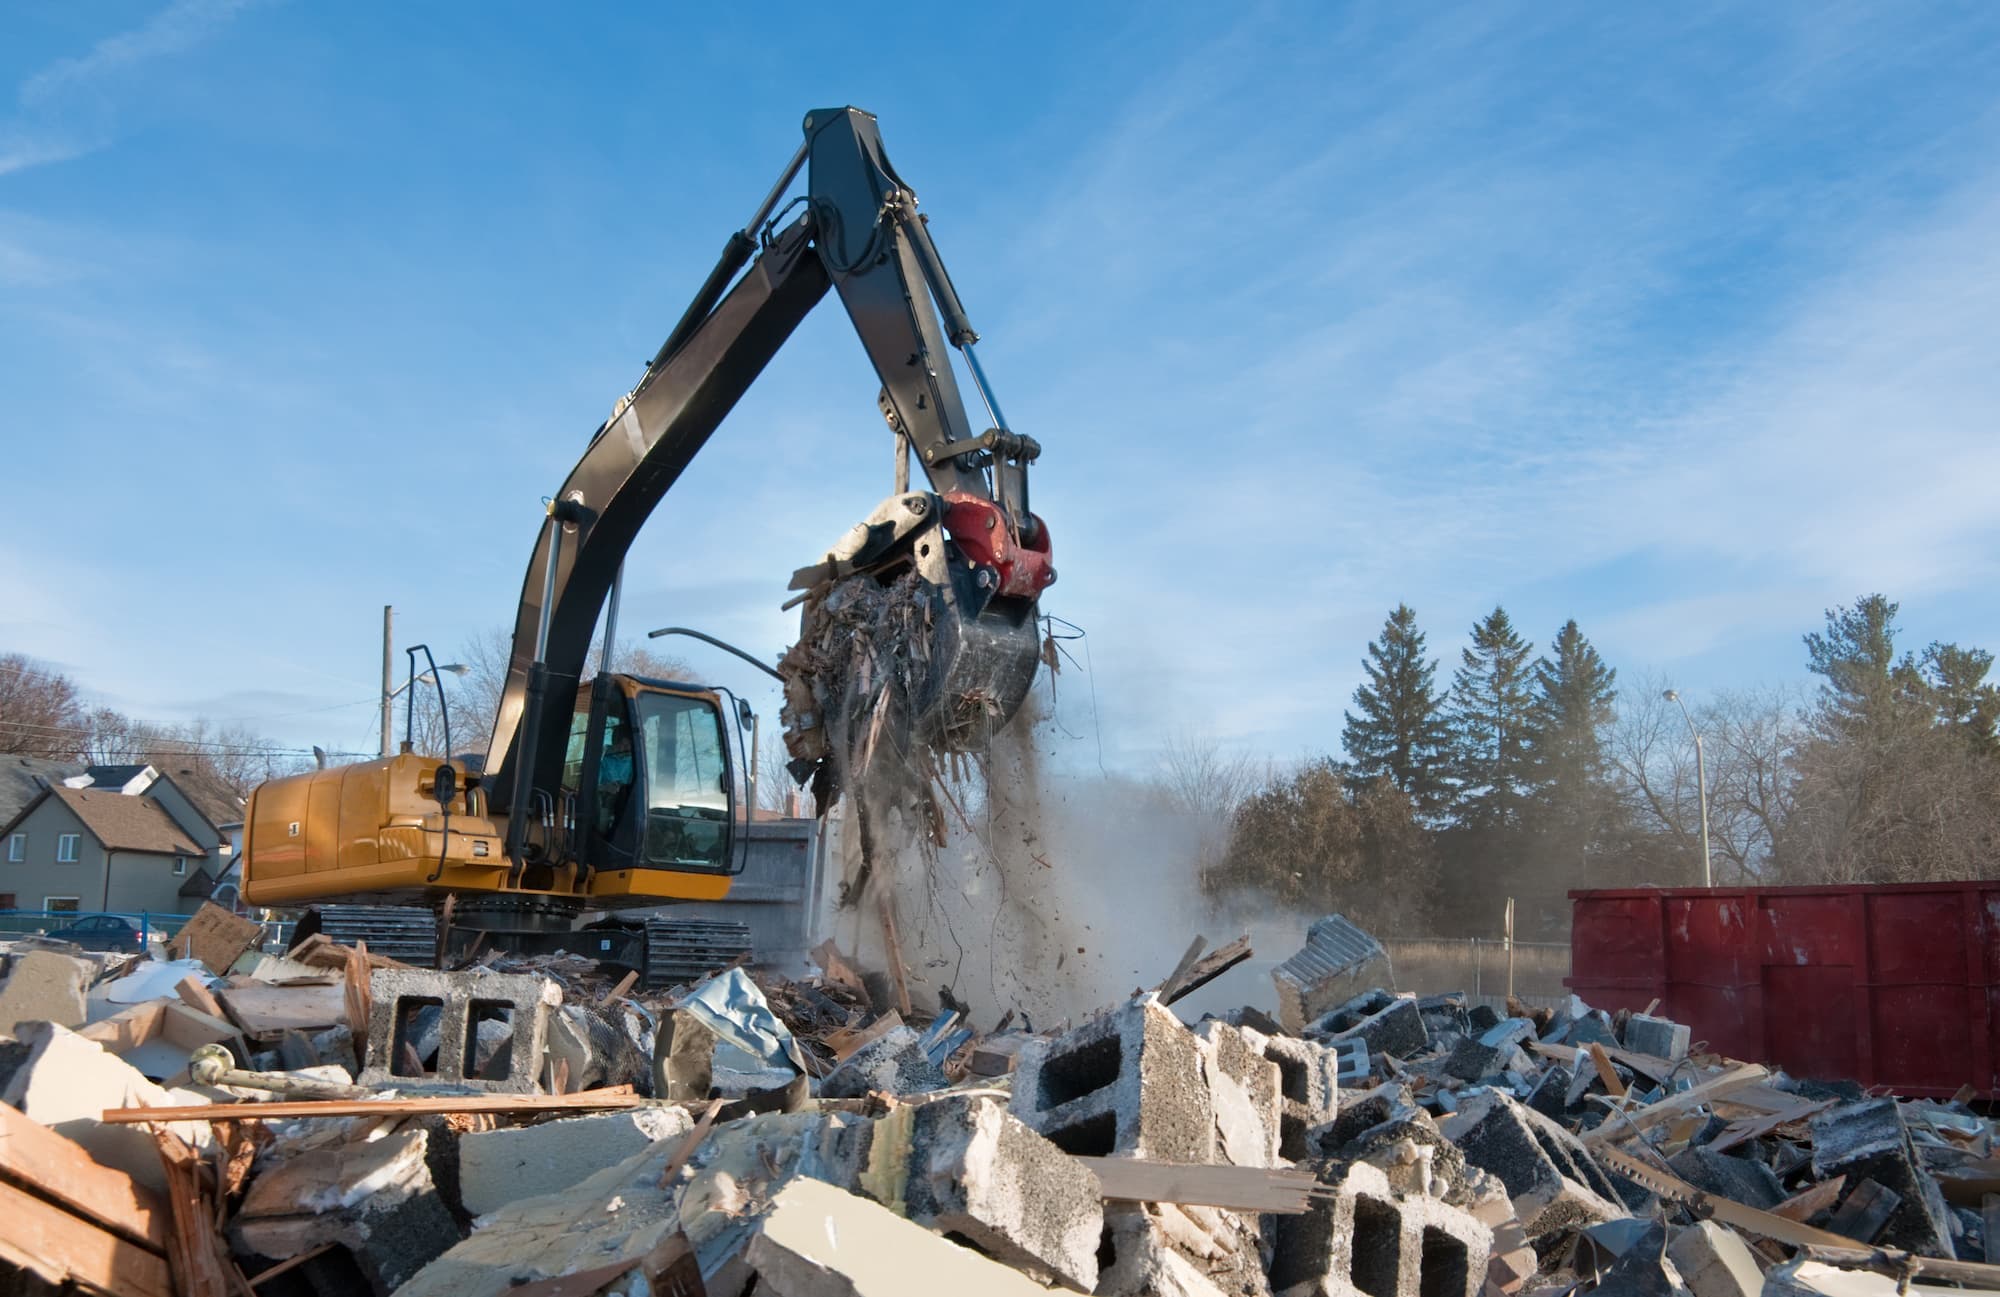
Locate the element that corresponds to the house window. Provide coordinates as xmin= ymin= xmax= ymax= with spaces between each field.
xmin=0 ymin=893 xmax=15 ymax=910
xmin=173 ymin=856 xmax=187 ymax=876
xmin=44 ymin=896 xmax=79 ymax=913
xmin=56 ymin=834 xmax=79 ymax=864
xmin=5 ymin=833 xmax=22 ymax=862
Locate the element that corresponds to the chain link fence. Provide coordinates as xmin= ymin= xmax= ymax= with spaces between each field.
xmin=1380 ymin=936 xmax=1572 ymax=1012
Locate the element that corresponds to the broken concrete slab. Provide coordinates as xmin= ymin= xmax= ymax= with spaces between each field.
xmin=358 ymin=968 xmax=560 ymax=1093
xmin=232 ymin=1126 xmax=459 ymax=1295
xmin=0 ymin=1020 xmax=212 ymax=1192
xmin=457 ymin=1103 xmax=693 ymax=1218
xmin=1809 ymin=1098 xmax=1958 ymax=1259
xmin=1097 ymin=1206 xmax=1237 ymax=1297
xmin=0 ymin=948 xmax=91 ymax=1036
xmin=743 ymin=1175 xmax=1054 ymax=1296
xmin=1439 ymin=1090 xmax=1624 ymax=1241
xmin=1269 ymin=1157 xmax=1493 ymax=1297
xmin=819 ymin=1023 xmax=947 ymax=1099
xmin=1011 ymin=994 xmax=1214 ymax=1162
xmin=1666 ymin=1219 xmax=1764 ymax=1297
xmin=1273 ymin=914 xmax=1391 ymax=1034
xmin=869 ymin=1093 xmax=1105 ymax=1290
xmin=1305 ymin=989 xmax=1429 ymax=1061
xmin=1669 ymin=1146 xmax=1786 ymax=1210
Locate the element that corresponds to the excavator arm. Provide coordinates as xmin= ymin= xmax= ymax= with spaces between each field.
xmin=484 ymin=106 xmax=1052 ymax=862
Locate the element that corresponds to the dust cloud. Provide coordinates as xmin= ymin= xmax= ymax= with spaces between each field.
xmin=816 ymin=694 xmax=1312 ymax=1030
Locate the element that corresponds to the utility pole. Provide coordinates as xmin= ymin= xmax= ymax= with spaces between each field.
xmin=380 ymin=605 xmax=394 ymax=759
xmin=1663 ymin=689 xmax=1713 ymax=887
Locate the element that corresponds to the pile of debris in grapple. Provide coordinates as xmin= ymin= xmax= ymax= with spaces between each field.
xmin=4 ymin=903 xmax=1999 ymax=1297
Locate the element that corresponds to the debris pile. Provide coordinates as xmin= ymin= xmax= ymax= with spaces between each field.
xmin=5 ymin=903 xmax=2000 ymax=1297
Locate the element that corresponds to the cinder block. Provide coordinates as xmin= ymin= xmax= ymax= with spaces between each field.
xmin=1622 ymin=1014 xmax=1690 ymax=1061
xmin=1666 ymin=1220 xmax=1763 ymax=1297
xmin=1438 ymin=1091 xmax=1623 ymax=1241
xmin=818 ymin=1025 xmax=946 ymax=1099
xmin=1809 ymin=1099 xmax=1957 ymax=1259
xmin=1010 ymin=995 xmax=1213 ymax=1162
xmin=1305 ymin=991 xmax=1429 ymax=1061
xmin=1195 ymin=1020 xmax=1283 ymax=1168
xmin=891 ymin=1094 xmax=1103 ymax=1291
xmin=359 ymin=969 xmax=559 ymax=1093
xmin=1269 ymin=1159 xmax=1493 ymax=1297
xmin=1259 ymin=1031 xmax=1342 ymax=1161
xmin=0 ymin=949 xmax=91 ymax=1035
xmin=1273 ymin=915 xmax=1391 ymax=1034
xmin=458 ymin=1105 xmax=692 ymax=1217
xmin=1417 ymin=993 xmax=1471 ymax=1046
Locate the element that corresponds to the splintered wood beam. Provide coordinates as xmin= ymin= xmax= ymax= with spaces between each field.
xmin=1075 ymin=1157 xmax=1320 ymax=1214
xmin=0 ymin=1102 xmax=170 ymax=1253
xmin=878 ymin=896 xmax=913 ymax=1019
xmin=0 ymin=1177 xmax=173 ymax=1297
xmin=1158 ymin=937 xmax=1254 ymax=1007
xmin=103 ymin=1086 xmax=646 ymax=1124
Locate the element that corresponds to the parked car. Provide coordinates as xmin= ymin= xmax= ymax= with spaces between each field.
xmin=43 ymin=914 xmax=143 ymax=952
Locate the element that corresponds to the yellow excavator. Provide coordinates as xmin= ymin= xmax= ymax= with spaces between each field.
xmin=242 ymin=107 xmax=1053 ymax=984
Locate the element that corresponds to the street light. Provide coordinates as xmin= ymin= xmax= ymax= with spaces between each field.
xmin=1662 ymin=689 xmax=1712 ymax=888
xmin=386 ymin=664 xmax=470 ymax=699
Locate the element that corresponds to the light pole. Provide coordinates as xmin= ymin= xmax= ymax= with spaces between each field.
xmin=1663 ymin=689 xmax=1712 ymax=887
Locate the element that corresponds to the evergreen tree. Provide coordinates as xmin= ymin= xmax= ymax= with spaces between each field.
xmin=1445 ymin=606 xmax=1537 ymax=828
xmin=1917 ymin=642 xmax=2000 ymax=755
xmin=1528 ymin=620 xmax=1619 ymax=857
xmin=1341 ymin=605 xmax=1450 ymax=812
xmin=1803 ymin=594 xmax=1919 ymax=738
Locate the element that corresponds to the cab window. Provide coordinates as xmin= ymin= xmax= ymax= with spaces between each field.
xmin=633 ymin=692 xmax=729 ymax=869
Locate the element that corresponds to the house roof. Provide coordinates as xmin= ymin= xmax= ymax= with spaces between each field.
xmin=155 ymin=766 xmax=245 ymax=829
xmin=0 ymin=755 xmax=83 ymax=827
xmin=81 ymin=764 xmax=154 ymax=793
xmin=43 ymin=786 xmax=204 ymax=857
xmin=178 ymin=868 xmax=217 ymax=899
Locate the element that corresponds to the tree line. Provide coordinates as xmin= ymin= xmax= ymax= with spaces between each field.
xmin=1197 ymin=595 xmax=2000 ymax=939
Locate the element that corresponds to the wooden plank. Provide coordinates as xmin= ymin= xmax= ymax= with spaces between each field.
xmin=825 ymin=1010 xmax=903 ymax=1063
xmin=602 ymin=970 xmax=639 ymax=1004
xmin=102 ymin=1086 xmax=648 ymax=1124
xmin=167 ymin=902 xmax=263 ymax=976
xmin=1159 ymin=936 xmax=1253 ymax=1007
xmin=810 ymin=940 xmax=868 ymax=999
xmin=1075 ymin=1157 xmax=1319 ymax=1214
xmin=0 ymin=1101 xmax=170 ymax=1253
xmin=152 ymin=1129 xmax=234 ymax=1297
xmin=1588 ymin=1043 xmax=1627 ymax=1098
xmin=1772 ymin=1175 xmax=1847 ymax=1223
xmin=1825 ymin=1179 xmax=1900 ymax=1244
xmin=1150 ymin=936 xmax=1208 ymax=998
xmin=214 ymin=983 xmax=347 ymax=1035
xmin=1580 ymin=1063 xmax=1769 ymax=1145
xmin=1708 ymin=1097 xmax=1834 ymax=1154
xmin=176 ymin=975 xmax=228 ymax=1021
xmin=0 ymin=1176 xmax=174 ymax=1297
xmin=877 ymin=897 xmax=912 ymax=1019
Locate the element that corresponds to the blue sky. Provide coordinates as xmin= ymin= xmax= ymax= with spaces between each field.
xmin=3 ymin=2 xmax=1998 ymax=771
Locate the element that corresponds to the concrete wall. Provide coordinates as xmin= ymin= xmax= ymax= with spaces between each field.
xmin=1 ymin=797 xmax=202 ymax=914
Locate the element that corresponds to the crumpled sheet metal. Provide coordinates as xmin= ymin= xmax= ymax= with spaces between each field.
xmin=681 ymin=966 xmax=809 ymax=1078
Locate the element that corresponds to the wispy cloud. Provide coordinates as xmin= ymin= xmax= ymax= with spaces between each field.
xmin=0 ymin=0 xmax=260 ymax=177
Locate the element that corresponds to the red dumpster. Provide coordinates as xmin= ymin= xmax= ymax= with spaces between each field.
xmin=1568 ymin=882 xmax=2000 ymax=1098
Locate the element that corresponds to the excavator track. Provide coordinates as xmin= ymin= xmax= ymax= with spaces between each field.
xmin=642 ymin=916 xmax=753 ymax=990
xmin=295 ymin=904 xmax=440 ymax=967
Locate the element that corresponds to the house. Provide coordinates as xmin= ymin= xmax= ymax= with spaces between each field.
xmin=0 ymin=759 xmax=237 ymax=915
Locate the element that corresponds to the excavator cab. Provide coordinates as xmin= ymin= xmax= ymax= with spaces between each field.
xmin=563 ymin=674 xmax=751 ymax=889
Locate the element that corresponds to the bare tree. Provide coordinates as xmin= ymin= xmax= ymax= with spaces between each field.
xmin=1157 ymin=729 xmax=1261 ymax=816
xmin=0 ymin=653 xmax=88 ymax=759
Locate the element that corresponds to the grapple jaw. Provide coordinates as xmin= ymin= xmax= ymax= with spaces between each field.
xmin=779 ymin=490 xmax=1054 ymax=806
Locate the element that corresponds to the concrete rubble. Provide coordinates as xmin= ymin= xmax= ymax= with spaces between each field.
xmin=3 ymin=911 xmax=2000 ymax=1297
